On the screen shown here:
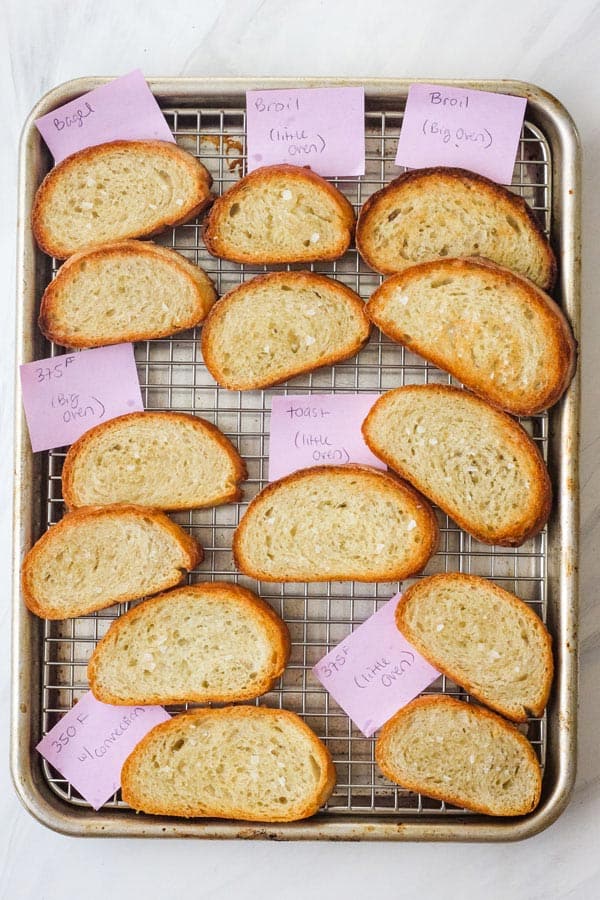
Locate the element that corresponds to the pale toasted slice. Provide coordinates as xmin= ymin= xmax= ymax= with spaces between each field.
xmin=396 ymin=574 xmax=553 ymax=721
xmin=62 ymin=411 xmax=246 ymax=511
xmin=233 ymin=464 xmax=438 ymax=583
xmin=375 ymin=696 xmax=542 ymax=816
xmin=121 ymin=706 xmax=336 ymax=821
xmin=32 ymin=140 xmax=213 ymax=258
xmin=203 ymin=164 xmax=355 ymax=264
xmin=201 ymin=272 xmax=371 ymax=390
xmin=356 ymin=167 xmax=556 ymax=289
xmin=39 ymin=241 xmax=217 ymax=348
xmin=367 ymin=258 xmax=576 ymax=415
xmin=21 ymin=505 xmax=201 ymax=620
xmin=88 ymin=583 xmax=290 ymax=705
xmin=362 ymin=385 xmax=551 ymax=546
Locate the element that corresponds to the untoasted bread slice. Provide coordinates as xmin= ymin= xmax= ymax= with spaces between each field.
xmin=367 ymin=258 xmax=576 ymax=415
xmin=88 ymin=583 xmax=290 ymax=705
xmin=32 ymin=140 xmax=213 ymax=258
xmin=362 ymin=385 xmax=551 ymax=546
xmin=121 ymin=706 xmax=336 ymax=821
xmin=39 ymin=241 xmax=217 ymax=348
xmin=375 ymin=695 xmax=542 ymax=816
xmin=233 ymin=464 xmax=438 ymax=582
xmin=396 ymin=574 xmax=553 ymax=721
xmin=21 ymin=505 xmax=201 ymax=619
xmin=203 ymin=164 xmax=355 ymax=264
xmin=62 ymin=411 xmax=246 ymax=511
xmin=356 ymin=167 xmax=556 ymax=289
xmin=201 ymin=272 xmax=371 ymax=390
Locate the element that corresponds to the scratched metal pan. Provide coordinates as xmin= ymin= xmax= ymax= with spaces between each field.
xmin=12 ymin=78 xmax=580 ymax=840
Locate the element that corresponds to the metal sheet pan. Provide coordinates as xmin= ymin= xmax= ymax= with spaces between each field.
xmin=12 ymin=77 xmax=580 ymax=840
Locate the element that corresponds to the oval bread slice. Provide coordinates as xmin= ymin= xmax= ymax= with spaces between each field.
xmin=356 ymin=167 xmax=556 ymax=289
xmin=121 ymin=706 xmax=336 ymax=821
xmin=362 ymin=385 xmax=551 ymax=546
xmin=366 ymin=258 xmax=576 ymax=415
xmin=396 ymin=574 xmax=553 ymax=721
xmin=62 ymin=411 xmax=247 ymax=511
xmin=203 ymin=164 xmax=355 ymax=264
xmin=233 ymin=464 xmax=439 ymax=582
xmin=88 ymin=583 xmax=290 ymax=705
xmin=375 ymin=695 xmax=542 ymax=816
xmin=32 ymin=140 xmax=213 ymax=258
xmin=39 ymin=241 xmax=217 ymax=348
xmin=21 ymin=505 xmax=201 ymax=620
xmin=201 ymin=272 xmax=371 ymax=390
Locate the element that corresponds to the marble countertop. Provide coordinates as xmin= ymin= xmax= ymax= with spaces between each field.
xmin=1 ymin=1 xmax=599 ymax=897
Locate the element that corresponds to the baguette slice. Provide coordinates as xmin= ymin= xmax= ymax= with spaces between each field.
xmin=366 ymin=258 xmax=576 ymax=415
xmin=203 ymin=164 xmax=355 ymax=264
xmin=375 ymin=696 xmax=542 ymax=816
xmin=39 ymin=241 xmax=217 ymax=348
xmin=121 ymin=706 xmax=336 ymax=821
xmin=21 ymin=505 xmax=201 ymax=620
xmin=62 ymin=411 xmax=246 ymax=511
xmin=88 ymin=583 xmax=290 ymax=705
xmin=233 ymin=464 xmax=438 ymax=583
xmin=201 ymin=272 xmax=371 ymax=390
xmin=356 ymin=167 xmax=556 ymax=289
xmin=362 ymin=385 xmax=551 ymax=546
xmin=32 ymin=140 xmax=213 ymax=258
xmin=396 ymin=574 xmax=553 ymax=721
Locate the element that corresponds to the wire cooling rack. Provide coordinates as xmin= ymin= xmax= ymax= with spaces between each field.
xmin=40 ymin=104 xmax=551 ymax=815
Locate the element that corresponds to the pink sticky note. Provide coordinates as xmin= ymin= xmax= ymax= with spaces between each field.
xmin=20 ymin=343 xmax=144 ymax=452
xmin=396 ymin=83 xmax=527 ymax=184
xmin=36 ymin=692 xmax=170 ymax=809
xmin=313 ymin=595 xmax=439 ymax=737
xmin=35 ymin=69 xmax=174 ymax=164
xmin=268 ymin=394 xmax=384 ymax=482
xmin=246 ymin=87 xmax=365 ymax=176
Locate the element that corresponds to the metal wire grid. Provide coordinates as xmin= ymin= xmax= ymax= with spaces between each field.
xmin=40 ymin=102 xmax=551 ymax=816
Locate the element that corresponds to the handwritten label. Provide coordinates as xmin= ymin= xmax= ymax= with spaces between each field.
xmin=268 ymin=393 xmax=384 ymax=482
xmin=313 ymin=595 xmax=439 ymax=737
xmin=395 ymin=83 xmax=527 ymax=184
xmin=246 ymin=86 xmax=365 ymax=176
xmin=36 ymin=691 xmax=170 ymax=809
xmin=19 ymin=343 xmax=144 ymax=452
xmin=35 ymin=69 xmax=174 ymax=164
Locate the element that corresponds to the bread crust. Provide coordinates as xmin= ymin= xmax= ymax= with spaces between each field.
xmin=396 ymin=573 xmax=554 ymax=721
xmin=121 ymin=706 xmax=337 ymax=821
xmin=356 ymin=166 xmax=556 ymax=290
xmin=200 ymin=271 xmax=371 ymax=390
xmin=203 ymin=164 xmax=355 ymax=264
xmin=32 ymin=140 xmax=214 ymax=258
xmin=21 ymin=504 xmax=202 ymax=619
xmin=88 ymin=582 xmax=291 ymax=705
xmin=375 ymin=695 xmax=542 ymax=816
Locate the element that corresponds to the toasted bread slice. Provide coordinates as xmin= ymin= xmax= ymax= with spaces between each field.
xmin=39 ymin=241 xmax=217 ymax=348
xmin=233 ymin=464 xmax=438 ymax=582
xmin=356 ymin=167 xmax=556 ymax=289
xmin=121 ymin=706 xmax=336 ymax=821
xmin=396 ymin=574 xmax=553 ymax=721
xmin=375 ymin=696 xmax=542 ymax=816
xmin=201 ymin=272 xmax=371 ymax=390
xmin=32 ymin=140 xmax=213 ymax=258
xmin=362 ymin=385 xmax=551 ymax=546
xmin=88 ymin=583 xmax=290 ymax=705
xmin=203 ymin=164 xmax=355 ymax=264
xmin=366 ymin=258 xmax=576 ymax=415
xmin=62 ymin=411 xmax=246 ymax=511
xmin=21 ymin=505 xmax=201 ymax=620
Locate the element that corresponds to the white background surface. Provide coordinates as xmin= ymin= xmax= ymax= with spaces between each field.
xmin=1 ymin=1 xmax=599 ymax=897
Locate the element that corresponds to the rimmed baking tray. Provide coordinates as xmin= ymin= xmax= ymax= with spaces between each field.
xmin=12 ymin=77 xmax=580 ymax=840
